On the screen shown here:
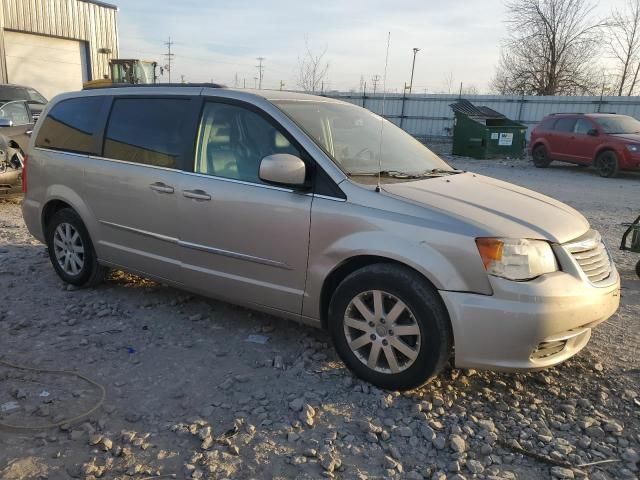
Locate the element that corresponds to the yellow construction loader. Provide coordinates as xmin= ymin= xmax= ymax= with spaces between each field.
xmin=84 ymin=59 xmax=158 ymax=88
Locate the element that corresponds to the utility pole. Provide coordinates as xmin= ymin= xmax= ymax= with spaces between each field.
xmin=163 ymin=36 xmax=175 ymax=83
xmin=180 ymin=74 xmax=185 ymax=84
xmin=408 ymin=47 xmax=420 ymax=94
xmin=256 ymin=57 xmax=265 ymax=89
xmin=234 ymin=73 xmax=239 ymax=88
xmin=243 ymin=78 xmax=246 ymax=88
xmin=279 ymin=80 xmax=285 ymax=91
xmin=371 ymin=74 xmax=380 ymax=94
xmin=253 ymin=76 xmax=258 ymax=89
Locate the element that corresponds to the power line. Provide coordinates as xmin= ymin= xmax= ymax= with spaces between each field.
xmin=163 ymin=37 xmax=175 ymax=83
xmin=371 ymin=74 xmax=381 ymax=94
xmin=256 ymin=57 xmax=265 ymax=89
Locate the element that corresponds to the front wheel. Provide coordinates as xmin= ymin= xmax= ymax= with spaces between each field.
xmin=45 ymin=208 xmax=105 ymax=287
xmin=328 ymin=264 xmax=452 ymax=391
xmin=596 ymin=151 xmax=620 ymax=178
xmin=532 ymin=145 xmax=552 ymax=168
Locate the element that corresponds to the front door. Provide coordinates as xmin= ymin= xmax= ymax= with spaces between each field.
xmin=84 ymin=96 xmax=195 ymax=281
xmin=569 ymin=118 xmax=601 ymax=164
xmin=0 ymin=100 xmax=34 ymax=153
xmin=178 ymin=100 xmax=312 ymax=314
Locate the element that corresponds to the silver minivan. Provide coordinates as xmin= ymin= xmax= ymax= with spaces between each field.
xmin=22 ymin=86 xmax=620 ymax=390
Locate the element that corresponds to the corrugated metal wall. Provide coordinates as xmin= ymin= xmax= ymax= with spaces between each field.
xmin=324 ymin=93 xmax=640 ymax=139
xmin=0 ymin=0 xmax=118 ymax=83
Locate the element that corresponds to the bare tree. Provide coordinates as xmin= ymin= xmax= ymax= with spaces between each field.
xmin=296 ymin=41 xmax=329 ymax=93
xmin=492 ymin=0 xmax=603 ymax=95
xmin=607 ymin=0 xmax=640 ymax=95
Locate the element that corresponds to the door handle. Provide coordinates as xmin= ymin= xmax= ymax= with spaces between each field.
xmin=149 ymin=182 xmax=174 ymax=194
xmin=183 ymin=189 xmax=211 ymax=201
xmin=25 ymin=130 xmax=33 ymax=137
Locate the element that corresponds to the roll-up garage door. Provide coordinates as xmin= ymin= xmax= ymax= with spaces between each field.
xmin=4 ymin=30 xmax=89 ymax=100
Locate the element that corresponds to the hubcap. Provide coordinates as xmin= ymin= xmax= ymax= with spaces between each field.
xmin=600 ymin=156 xmax=615 ymax=175
xmin=53 ymin=223 xmax=85 ymax=276
xmin=343 ymin=290 xmax=421 ymax=374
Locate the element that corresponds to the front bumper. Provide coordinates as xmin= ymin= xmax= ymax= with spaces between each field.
xmin=441 ymin=268 xmax=620 ymax=370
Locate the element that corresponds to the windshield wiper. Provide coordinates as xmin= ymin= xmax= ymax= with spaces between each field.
xmin=348 ymin=169 xmax=463 ymax=179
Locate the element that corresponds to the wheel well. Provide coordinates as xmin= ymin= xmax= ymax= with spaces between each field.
xmin=42 ymin=200 xmax=72 ymax=232
xmin=593 ymin=147 xmax=616 ymax=163
xmin=319 ymin=255 xmax=439 ymax=329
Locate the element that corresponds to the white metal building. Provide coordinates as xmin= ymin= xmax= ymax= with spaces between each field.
xmin=0 ymin=0 xmax=119 ymax=100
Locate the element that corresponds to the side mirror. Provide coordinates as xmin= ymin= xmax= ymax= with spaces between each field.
xmin=259 ymin=154 xmax=307 ymax=188
xmin=0 ymin=119 xmax=13 ymax=127
xmin=587 ymin=128 xmax=598 ymax=137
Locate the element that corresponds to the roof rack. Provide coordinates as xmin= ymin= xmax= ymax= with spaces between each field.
xmin=83 ymin=82 xmax=226 ymax=90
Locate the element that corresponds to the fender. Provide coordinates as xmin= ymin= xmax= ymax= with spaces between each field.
xmin=43 ymin=184 xmax=103 ymax=256
xmin=302 ymin=229 xmax=493 ymax=321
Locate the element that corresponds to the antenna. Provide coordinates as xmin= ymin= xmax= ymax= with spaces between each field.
xmin=376 ymin=32 xmax=391 ymax=193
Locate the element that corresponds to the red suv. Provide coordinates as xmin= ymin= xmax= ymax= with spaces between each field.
xmin=529 ymin=113 xmax=640 ymax=177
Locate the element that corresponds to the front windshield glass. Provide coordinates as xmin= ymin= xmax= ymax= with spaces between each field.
xmin=594 ymin=115 xmax=640 ymax=134
xmin=273 ymin=100 xmax=451 ymax=179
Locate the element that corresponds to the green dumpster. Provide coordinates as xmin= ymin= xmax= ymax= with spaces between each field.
xmin=450 ymin=100 xmax=527 ymax=159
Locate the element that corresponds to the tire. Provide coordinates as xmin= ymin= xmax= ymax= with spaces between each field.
xmin=328 ymin=264 xmax=452 ymax=391
xmin=45 ymin=208 xmax=105 ymax=287
xmin=532 ymin=145 xmax=552 ymax=168
xmin=636 ymin=260 xmax=640 ymax=279
xmin=596 ymin=151 xmax=620 ymax=178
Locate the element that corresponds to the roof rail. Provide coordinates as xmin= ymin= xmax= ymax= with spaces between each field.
xmin=83 ymin=82 xmax=226 ymax=90
xmin=549 ymin=112 xmax=584 ymax=115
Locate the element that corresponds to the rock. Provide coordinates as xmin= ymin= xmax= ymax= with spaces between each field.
xmin=466 ymin=459 xmax=484 ymax=474
xmin=13 ymin=388 xmax=27 ymax=400
xmin=603 ymin=420 xmax=623 ymax=433
xmin=289 ymin=398 xmax=304 ymax=412
xmin=384 ymin=455 xmax=398 ymax=469
xmin=300 ymin=404 xmax=315 ymax=427
xmin=433 ymin=435 xmax=446 ymax=450
xmin=550 ymin=466 xmax=575 ymax=479
xmin=622 ymin=448 xmax=639 ymax=464
xmin=449 ymin=434 xmax=466 ymax=453
xmin=421 ymin=425 xmax=436 ymax=441
xmin=396 ymin=426 xmax=412 ymax=438
xmin=321 ymin=454 xmax=339 ymax=473
xmin=88 ymin=434 xmax=103 ymax=446
xmin=585 ymin=425 xmax=605 ymax=438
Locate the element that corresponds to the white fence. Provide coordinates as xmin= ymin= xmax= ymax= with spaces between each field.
xmin=321 ymin=93 xmax=640 ymax=139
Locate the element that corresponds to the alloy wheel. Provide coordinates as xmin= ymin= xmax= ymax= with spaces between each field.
xmin=53 ymin=222 xmax=85 ymax=276
xmin=343 ymin=290 xmax=421 ymax=374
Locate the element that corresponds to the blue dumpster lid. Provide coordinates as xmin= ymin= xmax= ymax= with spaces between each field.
xmin=450 ymin=99 xmax=505 ymax=119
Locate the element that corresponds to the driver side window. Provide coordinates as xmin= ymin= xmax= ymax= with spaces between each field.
xmin=194 ymin=102 xmax=301 ymax=184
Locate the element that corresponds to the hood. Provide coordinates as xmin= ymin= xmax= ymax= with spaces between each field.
xmin=610 ymin=133 xmax=640 ymax=142
xmin=382 ymin=172 xmax=589 ymax=244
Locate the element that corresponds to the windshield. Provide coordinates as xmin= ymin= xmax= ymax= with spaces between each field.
xmin=26 ymin=88 xmax=47 ymax=104
xmin=594 ymin=115 xmax=640 ymax=134
xmin=273 ymin=100 xmax=452 ymax=179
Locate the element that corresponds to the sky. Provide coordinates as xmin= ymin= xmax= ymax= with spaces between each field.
xmin=117 ymin=0 xmax=626 ymax=94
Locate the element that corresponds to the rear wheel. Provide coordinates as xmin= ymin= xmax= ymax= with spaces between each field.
xmin=45 ymin=208 xmax=105 ymax=287
xmin=596 ymin=151 xmax=620 ymax=178
xmin=532 ymin=145 xmax=552 ymax=168
xmin=328 ymin=264 xmax=452 ymax=391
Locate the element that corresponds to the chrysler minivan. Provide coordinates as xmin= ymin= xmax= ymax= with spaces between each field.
xmin=22 ymin=86 xmax=620 ymax=390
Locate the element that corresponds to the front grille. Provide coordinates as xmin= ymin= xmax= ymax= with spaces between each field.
xmin=564 ymin=230 xmax=612 ymax=284
xmin=531 ymin=340 xmax=567 ymax=360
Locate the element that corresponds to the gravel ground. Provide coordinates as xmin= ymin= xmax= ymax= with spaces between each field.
xmin=0 ymin=157 xmax=639 ymax=480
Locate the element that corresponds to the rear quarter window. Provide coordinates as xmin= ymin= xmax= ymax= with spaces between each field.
xmin=35 ymin=96 xmax=106 ymax=154
xmin=539 ymin=118 xmax=555 ymax=130
xmin=553 ymin=117 xmax=577 ymax=132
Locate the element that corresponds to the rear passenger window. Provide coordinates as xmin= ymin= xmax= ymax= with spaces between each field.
xmin=553 ymin=118 xmax=576 ymax=132
xmin=103 ymin=98 xmax=190 ymax=169
xmin=35 ymin=97 xmax=105 ymax=154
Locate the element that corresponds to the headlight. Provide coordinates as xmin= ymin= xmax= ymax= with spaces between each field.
xmin=626 ymin=144 xmax=640 ymax=152
xmin=475 ymin=238 xmax=558 ymax=281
